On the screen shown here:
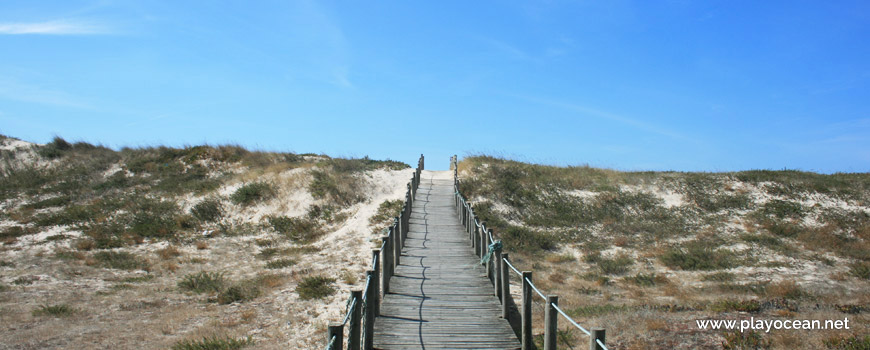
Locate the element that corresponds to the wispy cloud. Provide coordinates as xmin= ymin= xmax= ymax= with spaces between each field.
xmin=511 ymin=94 xmax=696 ymax=142
xmin=0 ymin=20 xmax=109 ymax=35
xmin=0 ymin=79 xmax=92 ymax=108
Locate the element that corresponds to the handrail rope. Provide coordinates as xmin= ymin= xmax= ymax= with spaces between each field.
xmin=371 ymin=255 xmax=378 ymax=270
xmin=503 ymin=258 xmax=522 ymax=276
xmin=596 ymin=338 xmax=609 ymax=350
xmin=325 ymin=334 xmax=336 ymax=350
xmin=341 ymin=297 xmax=357 ymax=325
xmin=526 ymin=277 xmax=547 ymax=301
xmin=361 ymin=275 xmax=371 ymax=301
xmin=553 ymin=304 xmax=591 ymax=336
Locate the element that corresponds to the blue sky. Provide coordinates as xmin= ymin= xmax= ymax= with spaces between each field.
xmin=1 ymin=1 xmax=868 ymax=172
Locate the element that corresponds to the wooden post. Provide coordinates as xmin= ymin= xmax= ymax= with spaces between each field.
xmin=371 ymin=250 xmax=380 ymax=316
xmin=545 ymin=295 xmax=558 ymax=350
xmin=349 ymin=290 xmax=362 ymax=350
xmin=480 ymin=227 xmax=487 ymax=259
xmin=474 ymin=222 xmax=480 ymax=255
xmin=494 ymin=249 xmax=502 ymax=295
xmin=364 ymin=271 xmax=375 ymax=350
xmin=392 ymin=222 xmax=400 ymax=268
xmin=501 ymin=253 xmax=510 ymax=319
xmin=522 ymin=271 xmax=532 ymax=350
xmin=381 ymin=237 xmax=391 ymax=294
xmin=590 ymin=328 xmax=605 ymax=350
xmin=328 ymin=323 xmax=344 ymax=350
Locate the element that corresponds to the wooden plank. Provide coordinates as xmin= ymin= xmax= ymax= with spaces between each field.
xmin=373 ymin=172 xmax=520 ymax=350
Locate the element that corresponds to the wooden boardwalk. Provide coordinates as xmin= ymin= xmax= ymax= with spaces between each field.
xmin=373 ymin=171 xmax=521 ymax=350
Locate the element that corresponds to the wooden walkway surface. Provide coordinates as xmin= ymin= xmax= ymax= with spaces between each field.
xmin=373 ymin=171 xmax=521 ymax=350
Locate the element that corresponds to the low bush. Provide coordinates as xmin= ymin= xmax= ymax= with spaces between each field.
xmin=217 ymin=284 xmax=260 ymax=304
xmin=230 ymin=182 xmax=275 ymax=206
xmin=849 ymin=261 xmax=870 ymax=279
xmin=597 ymin=254 xmax=634 ymax=275
xmin=32 ymin=304 xmax=76 ymax=317
xmin=93 ymin=251 xmax=148 ymax=270
xmin=309 ymin=170 xmax=364 ymax=206
xmin=265 ymin=259 xmax=296 ymax=269
xmin=296 ymin=275 xmax=336 ymax=300
xmin=178 ymin=271 xmax=226 ymax=294
xmin=172 ymin=336 xmax=253 ymax=350
xmin=823 ymin=335 xmax=870 ymax=350
xmin=661 ymin=244 xmax=735 ymax=271
xmin=191 ymin=198 xmax=223 ymax=222
xmin=268 ymin=215 xmax=323 ymax=242
xmin=721 ymin=331 xmax=770 ymax=350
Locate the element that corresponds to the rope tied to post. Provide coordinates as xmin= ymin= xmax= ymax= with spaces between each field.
xmin=480 ymin=240 xmax=502 ymax=265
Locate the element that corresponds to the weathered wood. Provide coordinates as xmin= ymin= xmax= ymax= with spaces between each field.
xmin=545 ymin=295 xmax=558 ymax=350
xmin=374 ymin=171 xmax=520 ymax=350
xmin=522 ymin=271 xmax=533 ymax=350
xmin=328 ymin=323 xmax=344 ymax=350
xmin=590 ymin=328 xmax=606 ymax=350
xmin=381 ymin=236 xmax=391 ymax=294
xmin=364 ymin=271 xmax=375 ymax=350
xmin=501 ymin=253 xmax=510 ymax=319
xmin=494 ymin=249 xmax=502 ymax=298
xmin=349 ymin=290 xmax=362 ymax=350
xmin=371 ymin=250 xmax=380 ymax=317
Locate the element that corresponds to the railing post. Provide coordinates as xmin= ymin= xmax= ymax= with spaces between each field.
xmin=493 ymin=248 xmax=502 ymax=294
xmin=381 ymin=237 xmax=391 ymax=294
xmin=545 ymin=295 xmax=558 ymax=350
xmin=364 ymin=271 xmax=375 ymax=350
xmin=474 ymin=222 xmax=480 ymax=254
xmin=392 ymin=221 xmax=401 ymax=268
xmin=522 ymin=271 xmax=532 ymax=350
xmin=328 ymin=323 xmax=344 ymax=350
xmin=371 ymin=250 xmax=380 ymax=316
xmin=590 ymin=328 xmax=605 ymax=350
xmin=501 ymin=253 xmax=510 ymax=319
xmin=480 ymin=226 xmax=487 ymax=259
xmin=471 ymin=218 xmax=478 ymax=249
xmin=349 ymin=290 xmax=362 ymax=350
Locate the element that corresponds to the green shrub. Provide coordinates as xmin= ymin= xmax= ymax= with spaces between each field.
xmin=597 ymin=254 xmax=634 ymax=275
xmin=32 ymin=304 xmax=76 ymax=317
xmin=231 ymin=182 xmax=275 ymax=206
xmin=661 ymin=245 xmax=735 ymax=271
xmin=823 ymin=335 xmax=870 ymax=350
xmin=93 ymin=251 xmax=148 ymax=270
xmin=37 ymin=136 xmax=72 ymax=159
xmin=217 ymin=284 xmax=260 ymax=304
xmin=23 ymin=196 xmax=72 ymax=209
xmin=178 ymin=271 xmax=226 ymax=294
xmin=370 ymin=199 xmax=403 ymax=231
xmin=265 ymin=259 xmax=296 ymax=269
xmin=268 ymin=215 xmax=323 ymax=242
xmin=851 ymin=262 xmax=870 ymax=279
xmin=702 ymin=272 xmax=735 ymax=282
xmin=0 ymin=226 xmax=30 ymax=239
xmin=760 ymin=199 xmax=804 ymax=219
xmin=128 ymin=198 xmax=182 ymax=238
xmin=191 ymin=199 xmax=223 ymax=222
xmin=625 ymin=273 xmax=663 ymax=286
xmin=172 ymin=336 xmax=253 ymax=350
xmin=722 ymin=331 xmax=770 ymax=350
xmin=296 ymin=276 xmax=336 ymax=300
xmin=309 ymin=170 xmax=364 ymax=206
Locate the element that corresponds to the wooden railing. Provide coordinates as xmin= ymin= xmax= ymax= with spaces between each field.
xmin=324 ymin=154 xmax=424 ymax=350
xmin=451 ymin=155 xmax=610 ymax=350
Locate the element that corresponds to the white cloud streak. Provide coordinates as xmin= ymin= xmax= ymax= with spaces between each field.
xmin=0 ymin=20 xmax=108 ymax=35
xmin=512 ymin=94 xmax=697 ymax=142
